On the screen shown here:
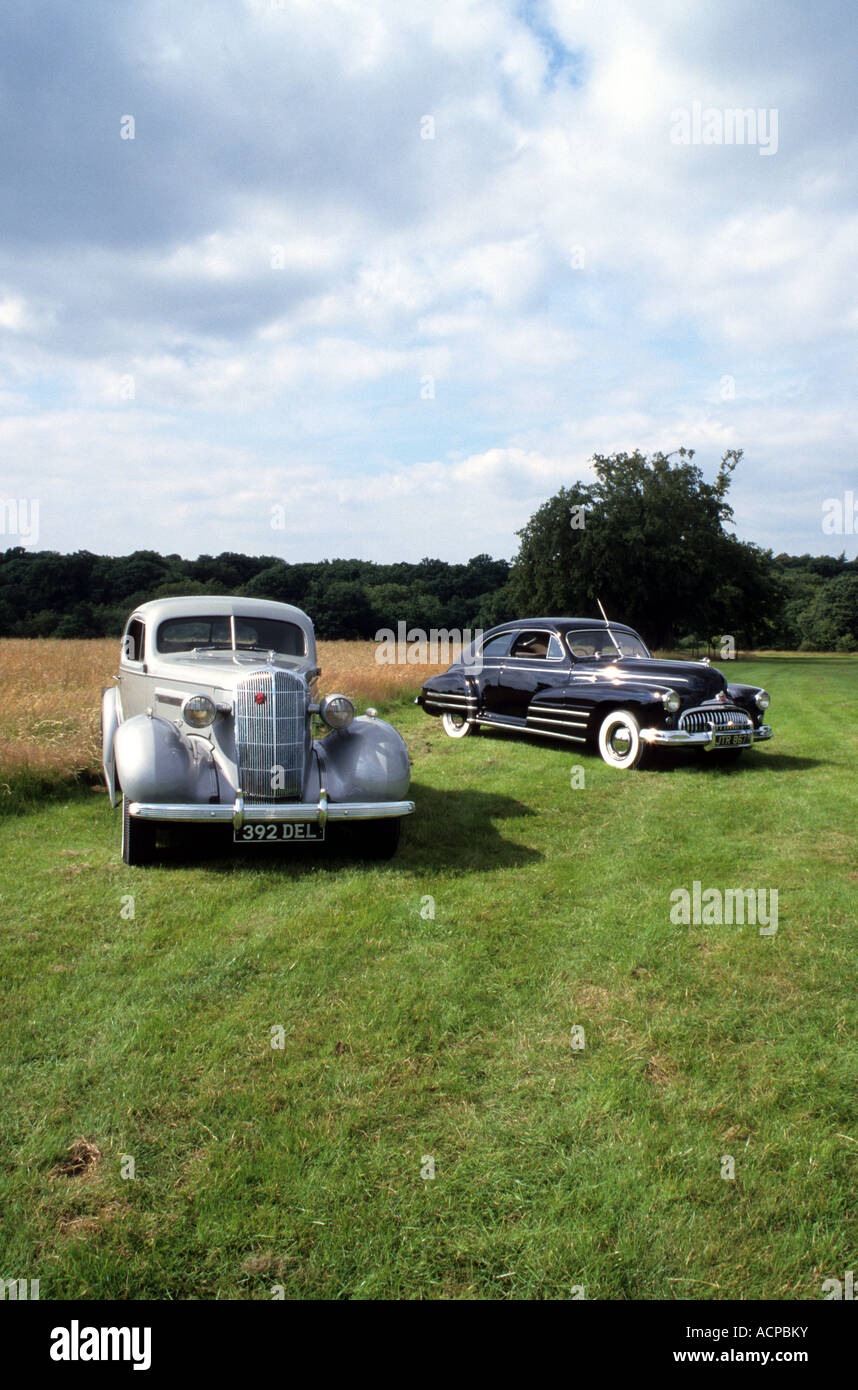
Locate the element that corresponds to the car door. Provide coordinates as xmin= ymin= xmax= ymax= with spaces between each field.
xmin=495 ymin=629 xmax=570 ymax=719
xmin=118 ymin=615 xmax=151 ymax=719
xmin=473 ymin=630 xmax=515 ymax=714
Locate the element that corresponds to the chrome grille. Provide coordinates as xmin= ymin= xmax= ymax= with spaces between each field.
xmin=235 ymin=669 xmax=308 ymax=801
xmin=679 ymin=705 xmax=753 ymax=735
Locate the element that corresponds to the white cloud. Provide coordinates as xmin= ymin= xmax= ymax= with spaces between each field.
xmin=0 ymin=0 xmax=856 ymax=564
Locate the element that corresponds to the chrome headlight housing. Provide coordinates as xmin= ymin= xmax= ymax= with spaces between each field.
xmin=319 ymin=693 xmax=355 ymax=730
xmin=754 ymin=690 xmax=771 ymax=710
xmin=661 ymin=690 xmax=681 ymax=713
xmin=182 ymin=694 xmax=217 ymax=729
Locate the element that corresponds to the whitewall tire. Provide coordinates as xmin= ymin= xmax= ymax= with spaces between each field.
xmin=597 ymin=709 xmax=646 ymax=770
xmin=441 ymin=711 xmax=478 ymax=739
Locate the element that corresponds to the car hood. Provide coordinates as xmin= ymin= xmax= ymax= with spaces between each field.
xmin=571 ymin=657 xmax=727 ymax=700
xmin=156 ymin=651 xmax=314 ymax=690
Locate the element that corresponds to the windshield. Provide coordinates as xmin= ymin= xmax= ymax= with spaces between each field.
xmin=156 ymin=616 xmax=306 ymax=656
xmin=566 ymin=629 xmax=650 ymax=660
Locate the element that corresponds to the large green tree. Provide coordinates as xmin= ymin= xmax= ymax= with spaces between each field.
xmin=509 ymin=449 xmax=779 ymax=646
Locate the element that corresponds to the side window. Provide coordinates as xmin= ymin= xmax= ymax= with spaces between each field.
xmin=510 ymin=630 xmax=552 ymax=660
xmin=122 ymin=618 xmax=145 ymax=664
xmin=546 ymin=634 xmax=564 ymax=660
xmin=479 ymin=631 xmax=514 ymax=660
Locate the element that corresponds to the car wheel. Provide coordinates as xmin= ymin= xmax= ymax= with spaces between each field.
xmin=597 ymin=709 xmax=647 ymax=770
xmin=351 ymin=817 xmax=402 ymax=860
xmin=441 ymin=711 xmax=478 ymax=739
xmin=121 ymin=795 xmax=156 ymax=866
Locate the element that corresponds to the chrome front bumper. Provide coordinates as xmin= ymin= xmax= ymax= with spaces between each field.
xmin=640 ymin=724 xmax=773 ymax=751
xmin=129 ymin=790 xmax=415 ymax=827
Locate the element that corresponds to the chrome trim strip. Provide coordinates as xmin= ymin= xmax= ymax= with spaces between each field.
xmin=500 ymin=661 xmax=569 ymax=670
xmin=527 ymin=715 xmax=588 ymax=730
xmin=130 ymin=799 xmax=415 ymax=823
xmin=424 ymin=699 xmax=478 ymax=711
xmin=528 ymin=728 xmax=587 ymax=743
xmin=476 ymin=717 xmax=585 ymax=743
xmin=528 ymin=706 xmax=590 ymax=717
xmin=529 ymin=702 xmax=590 ymax=711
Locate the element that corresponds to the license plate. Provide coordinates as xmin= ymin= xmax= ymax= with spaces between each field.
xmin=233 ymin=821 xmax=325 ymax=844
xmin=714 ymin=731 xmax=751 ymax=747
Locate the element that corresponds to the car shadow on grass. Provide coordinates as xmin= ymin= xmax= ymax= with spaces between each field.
xmin=475 ymin=727 xmax=828 ymax=775
xmin=644 ymin=749 xmax=828 ymax=775
xmin=152 ymin=780 xmax=541 ymax=874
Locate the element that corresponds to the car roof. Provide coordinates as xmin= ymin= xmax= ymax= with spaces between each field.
xmin=128 ymin=596 xmax=318 ymax=666
xmin=486 ymin=617 xmax=640 ymax=635
xmin=129 ymin=595 xmax=313 ymax=628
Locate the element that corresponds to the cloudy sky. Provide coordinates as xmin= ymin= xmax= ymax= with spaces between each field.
xmin=1 ymin=0 xmax=856 ymax=562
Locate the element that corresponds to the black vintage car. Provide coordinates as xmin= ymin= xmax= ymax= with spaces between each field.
xmin=416 ymin=617 xmax=773 ymax=769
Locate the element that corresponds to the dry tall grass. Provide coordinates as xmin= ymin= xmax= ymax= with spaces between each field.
xmin=0 ymin=638 xmax=447 ymax=783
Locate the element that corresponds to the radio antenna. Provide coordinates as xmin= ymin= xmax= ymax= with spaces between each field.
xmin=596 ymin=597 xmax=623 ymax=658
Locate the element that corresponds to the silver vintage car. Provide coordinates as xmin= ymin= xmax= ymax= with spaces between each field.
xmin=101 ymin=596 xmax=414 ymax=865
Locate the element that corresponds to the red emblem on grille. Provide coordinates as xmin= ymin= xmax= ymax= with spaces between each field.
xmin=255 ymin=692 xmax=266 ymax=705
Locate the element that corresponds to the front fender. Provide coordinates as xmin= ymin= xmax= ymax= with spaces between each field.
xmin=726 ymin=682 xmax=763 ymax=702
xmin=535 ymin=684 xmax=665 ymax=724
xmin=113 ymin=714 xmax=218 ymax=806
xmin=101 ymin=686 xmax=122 ymax=808
xmin=316 ymin=715 xmax=411 ymax=802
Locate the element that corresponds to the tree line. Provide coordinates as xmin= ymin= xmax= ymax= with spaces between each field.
xmin=1 ymin=451 xmax=855 ymax=650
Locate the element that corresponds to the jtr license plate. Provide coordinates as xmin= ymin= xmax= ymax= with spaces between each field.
xmin=714 ymin=732 xmax=751 ymax=747
xmin=234 ymin=822 xmax=325 ymax=843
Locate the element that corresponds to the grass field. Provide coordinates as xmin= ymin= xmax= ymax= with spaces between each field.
xmin=0 ymin=643 xmax=856 ymax=1299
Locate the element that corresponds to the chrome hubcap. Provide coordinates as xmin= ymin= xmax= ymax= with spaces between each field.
xmin=611 ymin=727 xmax=632 ymax=756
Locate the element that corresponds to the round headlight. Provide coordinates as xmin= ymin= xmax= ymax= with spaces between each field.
xmin=319 ymin=693 xmax=355 ymax=730
xmin=755 ymin=690 xmax=770 ymax=710
xmin=182 ymin=694 xmax=216 ymax=729
xmin=662 ymin=690 xmax=681 ymax=713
